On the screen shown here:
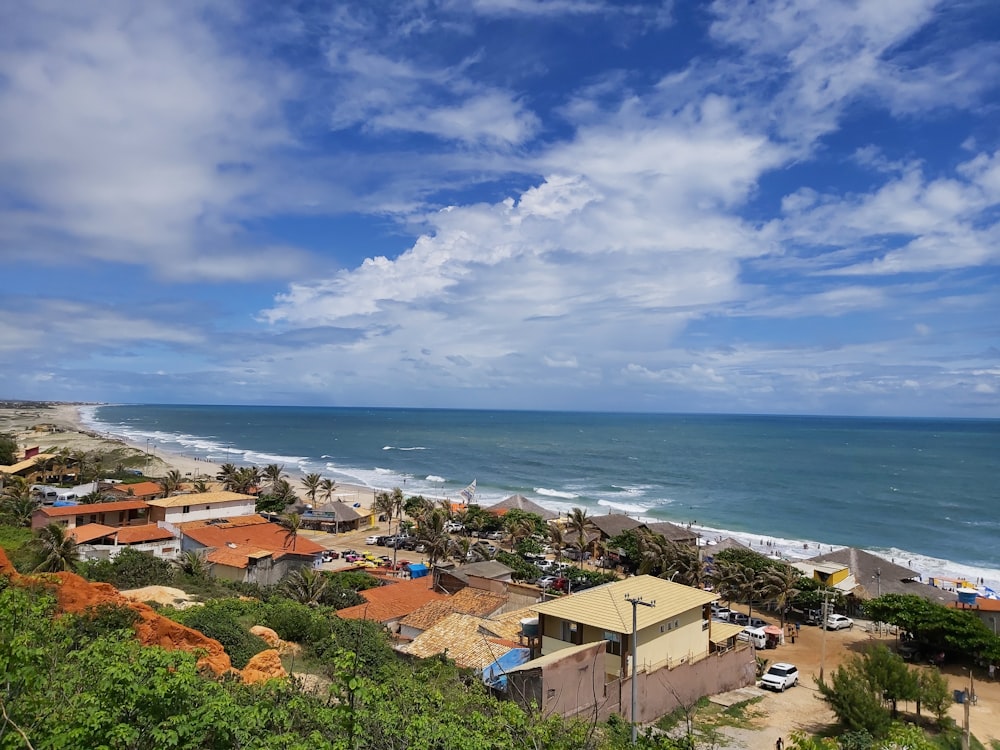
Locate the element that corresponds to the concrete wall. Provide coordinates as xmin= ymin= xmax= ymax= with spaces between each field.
xmin=509 ymin=642 xmax=755 ymax=724
xmin=622 ymin=646 xmax=756 ymax=724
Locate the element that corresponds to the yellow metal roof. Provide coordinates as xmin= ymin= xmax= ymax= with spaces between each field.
xmin=147 ymin=491 xmax=255 ymax=508
xmin=0 ymin=453 xmax=56 ymax=475
xmin=709 ymin=621 xmax=746 ymax=644
xmin=533 ymin=575 xmax=716 ymax=634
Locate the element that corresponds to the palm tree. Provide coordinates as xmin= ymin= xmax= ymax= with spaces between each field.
xmin=373 ymin=491 xmax=395 ymax=528
xmin=280 ymin=568 xmax=329 ymax=606
xmin=505 ymin=516 xmax=536 ymax=552
xmin=159 ymin=469 xmax=183 ymax=497
xmin=193 ymin=479 xmax=210 ymax=493
xmin=31 ymin=523 xmax=81 ymax=572
xmin=548 ymin=524 xmax=566 ymax=564
xmin=173 ymin=550 xmax=211 ymax=579
xmin=263 ymin=464 xmax=286 ymax=488
xmin=449 ymin=536 xmax=473 ymax=564
xmin=0 ymin=488 xmax=38 ymax=528
xmin=279 ymin=512 xmax=302 ymax=551
xmin=764 ymin=564 xmax=803 ymax=627
xmin=565 ymin=507 xmax=597 ymax=560
xmin=301 ymin=473 xmax=322 ymax=506
xmin=319 ymin=478 xmax=337 ymax=505
xmin=216 ymin=463 xmax=238 ymax=490
xmin=416 ymin=509 xmax=451 ymax=567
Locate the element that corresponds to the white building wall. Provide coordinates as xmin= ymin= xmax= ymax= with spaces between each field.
xmin=161 ymin=499 xmax=256 ymax=525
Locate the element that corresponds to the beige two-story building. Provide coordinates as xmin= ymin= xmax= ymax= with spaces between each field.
xmin=507 ymin=575 xmax=753 ymax=722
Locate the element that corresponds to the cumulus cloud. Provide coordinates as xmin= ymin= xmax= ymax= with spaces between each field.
xmin=0 ymin=1 xmax=306 ymax=280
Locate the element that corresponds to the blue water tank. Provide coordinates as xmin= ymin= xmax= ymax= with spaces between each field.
xmin=957 ymin=588 xmax=978 ymax=606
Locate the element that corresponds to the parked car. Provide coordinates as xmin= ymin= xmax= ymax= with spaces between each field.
xmin=537 ymin=576 xmax=558 ymax=589
xmin=825 ymin=614 xmax=854 ymax=630
xmin=485 ymin=531 xmax=504 ymax=541
xmin=760 ymin=663 xmax=799 ymax=692
xmin=749 ymin=617 xmax=769 ymax=629
xmin=729 ymin=612 xmax=750 ymax=626
xmin=445 ymin=522 xmax=464 ymax=533
xmin=321 ymin=550 xmax=339 ymax=562
xmin=712 ymin=609 xmax=732 ymax=622
xmin=804 ymin=609 xmax=823 ymax=625
xmin=364 ymin=535 xmax=380 ymax=545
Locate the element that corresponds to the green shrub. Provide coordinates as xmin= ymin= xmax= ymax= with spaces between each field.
xmin=80 ymin=548 xmax=173 ymax=590
xmin=263 ymin=599 xmax=333 ymax=644
xmin=171 ymin=600 xmax=268 ymax=669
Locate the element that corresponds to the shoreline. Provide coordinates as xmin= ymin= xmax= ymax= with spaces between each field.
xmin=0 ymin=404 xmax=377 ymax=511
xmin=5 ymin=403 xmax=998 ymax=588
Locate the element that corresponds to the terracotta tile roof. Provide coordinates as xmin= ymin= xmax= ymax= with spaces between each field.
xmin=111 ymin=525 xmax=176 ymax=544
xmin=399 ymin=590 xmax=509 ymax=633
xmin=206 ymin=546 xmax=268 ymax=569
xmin=147 ymin=491 xmax=255 ymax=508
xmin=484 ymin=606 xmax=541 ymax=641
xmin=401 ymin=613 xmax=515 ymax=670
xmin=69 ymin=523 xmax=119 ymax=544
xmin=179 ymin=514 xmax=324 ymax=558
xmin=448 ymin=588 xmax=506 ymax=617
xmin=177 ymin=514 xmax=265 ymax=531
xmin=337 ymin=576 xmax=448 ymax=623
xmin=106 ymin=481 xmax=163 ymax=498
xmin=950 ymin=598 xmax=1000 ymax=613
xmin=37 ymin=500 xmax=150 ymax=517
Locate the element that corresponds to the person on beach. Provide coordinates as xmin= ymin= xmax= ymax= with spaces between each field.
xmin=775 ymin=737 xmax=783 ymax=750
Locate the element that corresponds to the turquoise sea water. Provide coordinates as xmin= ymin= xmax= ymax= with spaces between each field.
xmin=82 ymin=405 xmax=1000 ymax=583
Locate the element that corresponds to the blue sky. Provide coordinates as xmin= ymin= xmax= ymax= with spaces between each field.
xmin=2 ymin=0 xmax=999 ymax=417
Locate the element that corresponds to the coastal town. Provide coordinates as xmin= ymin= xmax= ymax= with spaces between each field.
xmin=2 ymin=403 xmax=999 ymax=749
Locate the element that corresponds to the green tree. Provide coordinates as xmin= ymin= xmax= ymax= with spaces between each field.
xmin=1 ymin=476 xmax=36 ymax=527
xmin=30 ymin=522 xmax=81 ymax=572
xmin=565 ymin=507 xmax=597 ymax=558
xmin=172 ymin=549 xmax=211 ymax=580
xmin=416 ymin=509 xmax=451 ymax=566
xmin=301 ymin=472 xmax=322 ymax=505
xmin=279 ymin=567 xmax=329 ymax=606
xmin=817 ymin=658 xmax=893 ymax=738
xmin=915 ymin=666 xmax=951 ymax=725
xmin=159 ymin=468 xmax=183 ymax=497
xmin=319 ymin=477 xmax=337 ymax=504
xmin=279 ymin=512 xmax=302 ymax=551
xmin=81 ymin=548 xmax=173 ymax=589
xmin=763 ymin=564 xmax=803 ymax=626
xmin=0 ymin=432 xmax=18 ymax=465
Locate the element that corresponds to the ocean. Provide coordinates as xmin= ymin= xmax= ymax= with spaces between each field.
xmin=81 ymin=405 xmax=1000 ymax=587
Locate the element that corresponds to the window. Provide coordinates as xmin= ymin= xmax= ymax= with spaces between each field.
xmin=603 ymin=631 xmax=622 ymax=656
xmin=561 ymin=621 xmax=582 ymax=645
xmin=182 ymin=505 xmax=190 ymax=514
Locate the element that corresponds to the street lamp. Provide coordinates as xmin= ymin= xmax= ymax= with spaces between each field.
xmin=625 ymin=594 xmax=656 ymax=745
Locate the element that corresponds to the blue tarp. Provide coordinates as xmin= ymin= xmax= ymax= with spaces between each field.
xmin=482 ymin=648 xmax=532 ymax=689
xmin=52 ymin=500 xmax=79 ymax=507
xmin=408 ymin=563 xmax=429 ymax=578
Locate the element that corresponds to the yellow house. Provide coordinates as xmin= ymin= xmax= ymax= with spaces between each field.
xmin=533 ymin=575 xmax=719 ymax=680
xmin=791 ymin=560 xmax=851 ymax=588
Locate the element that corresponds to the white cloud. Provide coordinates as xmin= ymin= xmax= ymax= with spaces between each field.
xmin=0 ymin=1 xmax=303 ymax=280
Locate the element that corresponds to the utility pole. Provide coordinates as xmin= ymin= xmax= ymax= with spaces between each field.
xmin=625 ymin=594 xmax=656 ymax=746
xmin=819 ymin=588 xmax=833 ymax=682
xmin=963 ymin=669 xmax=973 ymax=750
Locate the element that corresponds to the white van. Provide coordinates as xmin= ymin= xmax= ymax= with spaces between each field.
xmin=737 ymin=626 xmax=767 ymax=649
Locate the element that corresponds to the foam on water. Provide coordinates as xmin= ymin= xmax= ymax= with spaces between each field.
xmin=597 ymin=498 xmax=651 ymax=515
xmin=535 ymin=487 xmax=579 ymax=500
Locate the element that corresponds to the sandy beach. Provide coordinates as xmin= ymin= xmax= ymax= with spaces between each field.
xmin=0 ymin=403 xmax=375 ymax=508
